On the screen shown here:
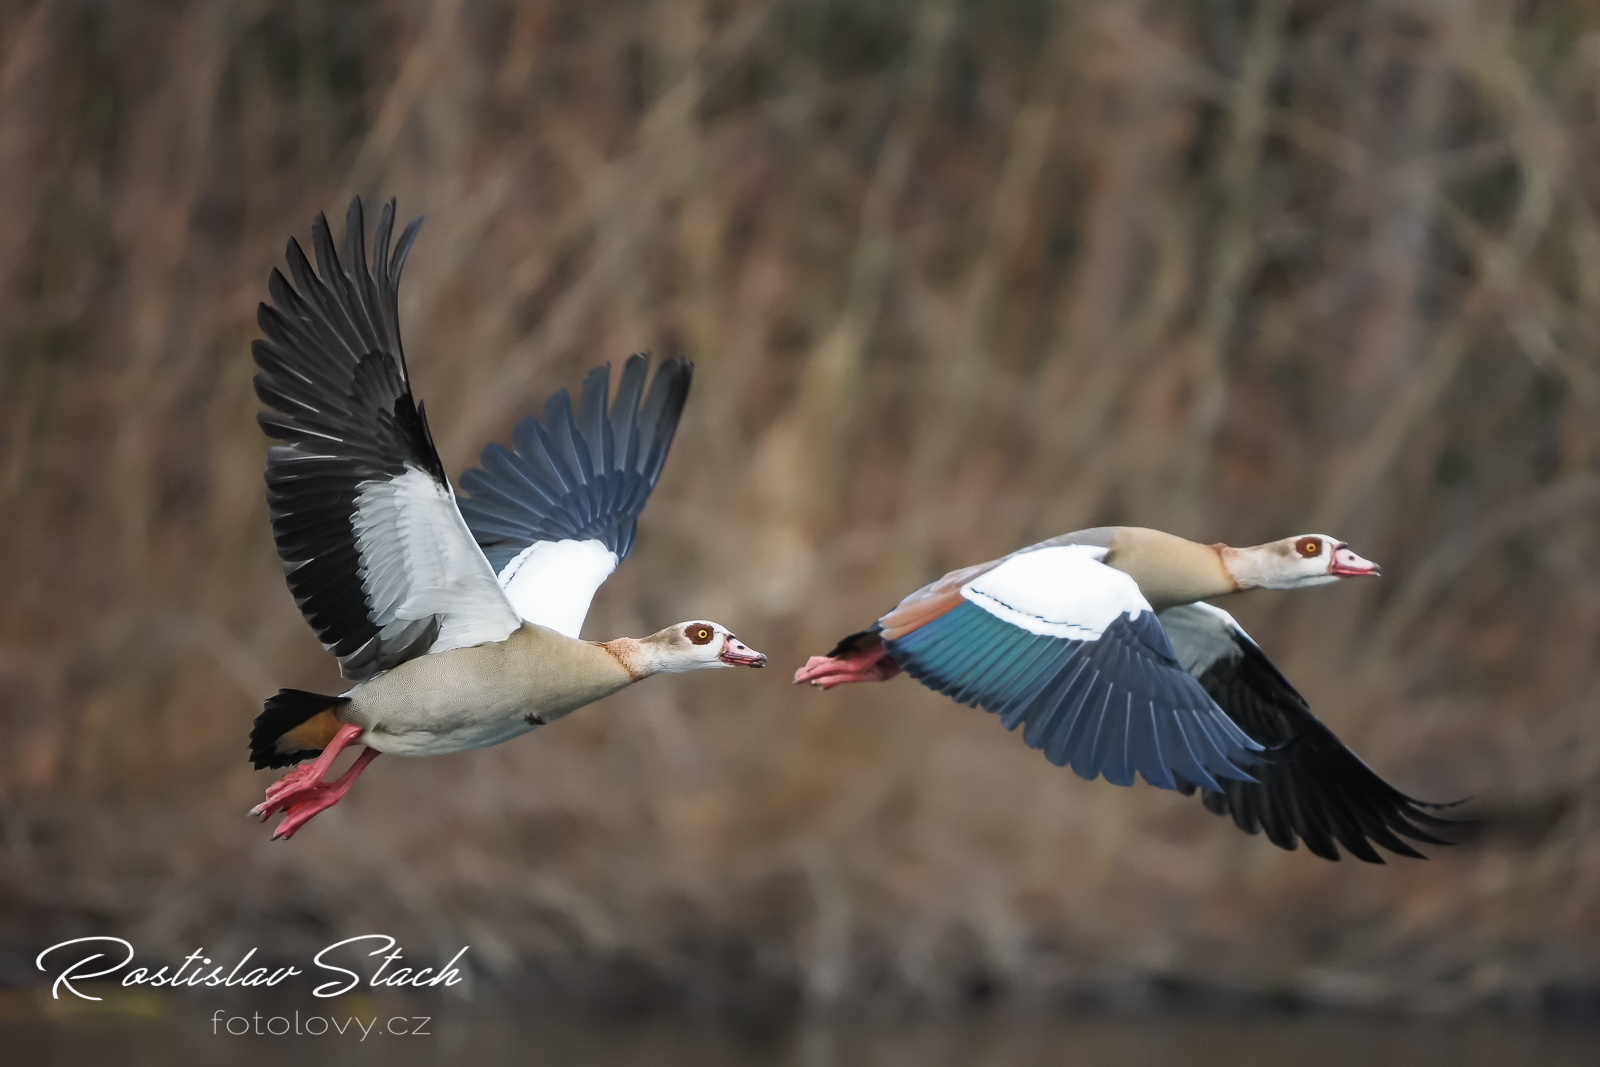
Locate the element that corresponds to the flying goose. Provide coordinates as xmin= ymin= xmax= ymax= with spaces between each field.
xmin=795 ymin=527 xmax=1460 ymax=862
xmin=247 ymin=198 xmax=765 ymax=840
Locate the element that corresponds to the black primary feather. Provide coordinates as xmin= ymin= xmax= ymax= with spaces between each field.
xmin=252 ymin=197 xmax=449 ymax=679
xmin=457 ymin=353 xmax=693 ymax=572
xmin=1172 ymin=626 xmax=1466 ymax=863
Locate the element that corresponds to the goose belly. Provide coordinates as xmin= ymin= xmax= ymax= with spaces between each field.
xmin=342 ymin=630 xmax=629 ymax=757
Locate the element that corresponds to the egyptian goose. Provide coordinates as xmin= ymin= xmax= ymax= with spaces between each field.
xmin=247 ymin=198 xmax=765 ymax=839
xmin=795 ymin=527 xmax=1459 ymax=862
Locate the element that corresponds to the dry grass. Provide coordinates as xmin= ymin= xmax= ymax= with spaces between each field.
xmin=2 ymin=0 xmax=1600 ymax=1015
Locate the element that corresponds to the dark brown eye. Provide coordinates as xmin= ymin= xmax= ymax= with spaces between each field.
xmin=1297 ymin=538 xmax=1321 ymax=558
xmin=686 ymin=625 xmax=713 ymax=645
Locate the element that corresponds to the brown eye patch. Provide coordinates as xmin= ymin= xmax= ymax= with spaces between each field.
xmin=1297 ymin=538 xmax=1321 ymax=558
xmin=686 ymin=625 xmax=714 ymax=645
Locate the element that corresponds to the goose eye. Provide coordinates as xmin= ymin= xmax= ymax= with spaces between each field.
xmin=1297 ymin=538 xmax=1321 ymax=557
xmin=686 ymin=625 xmax=713 ymax=645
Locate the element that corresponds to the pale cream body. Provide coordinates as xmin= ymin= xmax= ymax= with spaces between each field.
xmin=338 ymin=624 xmax=635 ymax=756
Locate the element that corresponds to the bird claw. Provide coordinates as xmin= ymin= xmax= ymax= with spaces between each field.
xmin=267 ymin=785 xmax=344 ymax=840
xmin=250 ymin=762 xmax=324 ymax=819
xmin=250 ymin=739 xmax=378 ymax=840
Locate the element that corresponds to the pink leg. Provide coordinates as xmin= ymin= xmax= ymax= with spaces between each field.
xmin=266 ymin=747 xmax=379 ymax=840
xmin=250 ymin=723 xmax=380 ymax=840
xmin=793 ymin=645 xmax=901 ymax=689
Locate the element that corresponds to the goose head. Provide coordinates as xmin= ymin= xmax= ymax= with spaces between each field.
xmin=1222 ymin=534 xmax=1380 ymax=590
xmin=634 ymin=621 xmax=768 ymax=674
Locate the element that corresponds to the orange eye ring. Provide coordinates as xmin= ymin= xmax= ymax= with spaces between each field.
xmin=1297 ymin=538 xmax=1321 ymax=557
xmin=686 ymin=625 xmax=714 ymax=645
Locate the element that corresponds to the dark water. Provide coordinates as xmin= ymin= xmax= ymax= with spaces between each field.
xmin=5 ymin=1007 xmax=1596 ymax=1067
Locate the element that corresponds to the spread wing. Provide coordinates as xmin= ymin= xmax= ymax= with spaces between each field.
xmin=1159 ymin=602 xmax=1463 ymax=862
xmin=252 ymin=197 xmax=520 ymax=682
xmin=456 ymin=354 xmax=692 ymax=638
xmin=883 ymin=545 xmax=1264 ymax=791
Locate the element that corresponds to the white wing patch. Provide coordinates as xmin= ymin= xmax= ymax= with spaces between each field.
xmin=353 ymin=466 xmax=521 ymax=654
xmin=961 ymin=544 xmax=1150 ymax=639
xmin=499 ymin=538 xmax=619 ymax=638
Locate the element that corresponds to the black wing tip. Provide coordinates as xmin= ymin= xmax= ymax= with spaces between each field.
xmin=660 ymin=355 xmax=694 ymax=392
xmin=1411 ymin=792 xmax=1474 ymax=811
xmin=1180 ymin=618 xmax=1476 ymax=863
xmin=273 ymin=196 xmax=415 ymax=276
xmin=1171 ymin=770 xmax=1474 ymax=862
xmin=393 ymin=210 xmax=425 ymax=264
xmin=341 ymin=194 xmax=418 ymax=236
xmin=457 ymin=353 xmax=695 ymax=563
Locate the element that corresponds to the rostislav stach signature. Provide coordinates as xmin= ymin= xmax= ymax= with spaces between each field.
xmin=36 ymin=935 xmax=469 ymax=999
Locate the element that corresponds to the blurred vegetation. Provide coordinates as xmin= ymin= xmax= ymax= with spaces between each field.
xmin=2 ymin=0 xmax=1599 ymax=1018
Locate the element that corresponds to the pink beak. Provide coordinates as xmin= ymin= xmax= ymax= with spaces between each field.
xmin=719 ymin=636 xmax=767 ymax=667
xmin=1329 ymin=543 xmax=1380 ymax=577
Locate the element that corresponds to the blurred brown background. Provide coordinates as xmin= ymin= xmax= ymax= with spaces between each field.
xmin=1 ymin=0 xmax=1598 ymax=1023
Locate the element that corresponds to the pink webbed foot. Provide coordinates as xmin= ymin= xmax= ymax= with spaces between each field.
xmin=250 ymin=723 xmax=379 ymax=840
xmin=261 ymin=748 xmax=378 ymax=839
xmin=793 ymin=645 xmax=901 ymax=689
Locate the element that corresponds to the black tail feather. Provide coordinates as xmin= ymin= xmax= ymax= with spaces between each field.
xmin=250 ymin=688 xmax=351 ymax=770
xmin=826 ymin=624 xmax=885 ymax=659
